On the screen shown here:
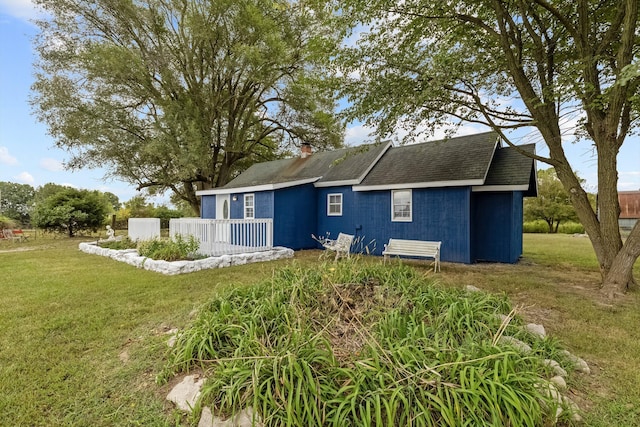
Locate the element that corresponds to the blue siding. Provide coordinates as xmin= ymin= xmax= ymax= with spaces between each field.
xmin=201 ymin=195 xmax=216 ymax=219
xmin=229 ymin=192 xmax=274 ymax=219
xmin=316 ymin=187 xmax=472 ymax=263
xmin=274 ymin=184 xmax=317 ymax=250
xmin=471 ymin=192 xmax=523 ymax=263
xmin=201 ymin=185 xmax=523 ymax=264
xmin=511 ymin=192 xmax=524 ymax=262
xmin=316 ymin=186 xmax=361 ymax=249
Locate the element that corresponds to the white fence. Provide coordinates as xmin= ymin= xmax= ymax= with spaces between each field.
xmin=169 ymin=218 xmax=273 ymax=256
xmin=129 ymin=218 xmax=161 ymax=241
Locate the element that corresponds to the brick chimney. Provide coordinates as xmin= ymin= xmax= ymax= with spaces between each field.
xmin=301 ymin=143 xmax=312 ymax=158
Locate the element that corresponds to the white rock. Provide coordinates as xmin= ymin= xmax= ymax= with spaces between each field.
xmin=560 ymin=350 xmax=591 ymax=374
xmin=543 ymin=359 xmax=568 ymax=377
xmin=525 ymin=323 xmax=546 ymax=338
xmin=498 ymin=336 xmax=532 ymax=353
xmin=494 ymin=313 xmax=509 ymax=323
xmin=208 ymin=407 xmax=263 ymax=427
xmin=465 ymin=285 xmax=481 ymax=292
xmin=79 ymin=243 xmax=294 ymax=275
xmin=549 ymin=375 xmax=567 ymax=390
xmin=198 ymin=407 xmax=214 ymax=427
xmin=166 ymin=374 xmax=205 ymax=412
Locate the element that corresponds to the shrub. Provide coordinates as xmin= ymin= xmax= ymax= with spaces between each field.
xmin=137 ymin=234 xmax=200 ymax=261
xmin=558 ymin=221 xmax=585 ymax=234
xmin=97 ymin=237 xmax=137 ymax=250
xmin=0 ymin=215 xmax=17 ymax=229
xmin=523 ymin=220 xmax=549 ymax=233
xmin=524 ymin=220 xmax=586 ymax=234
xmin=163 ymin=260 xmax=576 ymax=426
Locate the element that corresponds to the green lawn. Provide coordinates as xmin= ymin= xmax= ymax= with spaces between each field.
xmin=0 ymin=234 xmax=639 ymax=426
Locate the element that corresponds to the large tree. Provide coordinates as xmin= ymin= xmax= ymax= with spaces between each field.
xmin=32 ymin=188 xmax=110 ymax=237
xmin=0 ymin=182 xmax=35 ymax=226
xmin=524 ymin=169 xmax=580 ymax=233
xmin=31 ymin=0 xmax=344 ymax=214
xmin=335 ymin=0 xmax=640 ymax=296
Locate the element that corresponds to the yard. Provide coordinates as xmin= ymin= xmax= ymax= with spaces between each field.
xmin=0 ymin=234 xmax=639 ymax=426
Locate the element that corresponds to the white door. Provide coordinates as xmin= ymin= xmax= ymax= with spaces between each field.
xmin=215 ymin=195 xmax=231 ymax=243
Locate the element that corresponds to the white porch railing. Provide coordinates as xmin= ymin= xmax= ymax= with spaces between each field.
xmin=129 ymin=218 xmax=161 ymax=241
xmin=169 ymin=218 xmax=273 ymax=256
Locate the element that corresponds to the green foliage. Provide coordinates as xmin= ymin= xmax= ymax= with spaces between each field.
xmin=32 ymin=0 xmax=344 ymax=212
xmin=523 ymin=220 xmax=549 ymax=234
xmin=0 ymin=181 xmax=35 ymax=226
xmin=97 ymin=237 xmax=137 ymax=250
xmin=524 ymin=220 xmax=585 ymax=234
xmin=558 ymin=222 xmax=586 ymax=234
xmin=138 ymin=234 xmax=200 ymax=261
xmin=115 ymin=195 xmax=187 ymax=229
xmin=524 ymin=169 xmax=582 ymax=233
xmin=0 ymin=215 xmax=17 ymax=229
xmin=32 ymin=188 xmax=110 ymax=237
xmin=333 ymin=0 xmax=640 ymax=288
xmin=102 ymin=192 xmax=120 ymax=212
xmin=165 ymin=261 xmax=573 ymax=425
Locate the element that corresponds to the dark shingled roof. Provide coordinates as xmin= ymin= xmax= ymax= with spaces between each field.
xmin=358 ymin=132 xmax=498 ymax=187
xmin=221 ymin=143 xmax=389 ymax=190
xmin=483 ymin=143 xmax=537 ymax=196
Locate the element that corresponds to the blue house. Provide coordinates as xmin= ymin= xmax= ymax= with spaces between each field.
xmin=196 ymin=132 xmax=537 ymax=264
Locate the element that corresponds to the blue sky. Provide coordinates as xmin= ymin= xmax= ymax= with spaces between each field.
xmin=1 ymin=0 xmax=639 ymax=204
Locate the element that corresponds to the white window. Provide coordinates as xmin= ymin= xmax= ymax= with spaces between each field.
xmin=244 ymin=194 xmax=255 ymax=219
xmin=392 ymin=190 xmax=412 ymax=222
xmin=327 ymin=193 xmax=343 ymax=216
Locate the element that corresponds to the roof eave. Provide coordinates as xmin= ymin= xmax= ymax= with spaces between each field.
xmin=195 ymin=177 xmax=321 ymax=195
xmin=472 ymin=184 xmax=531 ymax=192
xmin=353 ymin=179 xmax=484 ymax=192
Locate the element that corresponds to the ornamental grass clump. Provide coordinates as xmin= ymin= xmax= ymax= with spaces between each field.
xmin=163 ymin=260 xmax=575 ymax=426
xmin=97 ymin=237 xmax=137 ymax=250
xmin=137 ymin=234 xmax=200 ymax=261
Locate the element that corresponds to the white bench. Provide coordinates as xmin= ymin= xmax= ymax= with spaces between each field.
xmin=382 ymin=239 xmax=441 ymax=272
xmin=313 ymin=232 xmax=354 ymax=261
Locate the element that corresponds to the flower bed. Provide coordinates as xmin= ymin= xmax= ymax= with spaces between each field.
xmin=79 ymin=242 xmax=294 ymax=275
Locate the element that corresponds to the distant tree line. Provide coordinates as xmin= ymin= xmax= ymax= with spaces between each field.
xmin=0 ymin=181 xmax=191 ymax=237
xmin=524 ymin=169 xmax=596 ymax=233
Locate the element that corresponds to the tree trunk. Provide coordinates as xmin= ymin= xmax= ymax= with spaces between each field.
xmin=601 ymin=221 xmax=640 ymax=297
xmin=546 ymin=219 xmax=553 ymax=233
xmin=554 ymin=221 xmax=560 ymax=233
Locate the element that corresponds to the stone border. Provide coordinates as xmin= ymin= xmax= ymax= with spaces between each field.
xmin=78 ymin=242 xmax=294 ymax=275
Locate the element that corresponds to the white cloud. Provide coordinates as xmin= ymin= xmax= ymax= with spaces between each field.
xmin=345 ymin=124 xmax=376 ymax=146
xmin=40 ymin=157 xmax=64 ymax=172
xmin=619 ymin=172 xmax=640 ymax=191
xmin=0 ymin=146 xmax=18 ymax=165
xmin=14 ymin=171 xmax=34 ymax=184
xmin=0 ymin=0 xmax=42 ymax=20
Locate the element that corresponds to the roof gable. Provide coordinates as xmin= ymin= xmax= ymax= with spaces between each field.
xmin=196 ymin=143 xmax=390 ymax=195
xmin=355 ymin=132 xmax=498 ymax=190
xmin=195 ymin=131 xmax=538 ymax=196
xmin=475 ymin=143 xmax=537 ymax=195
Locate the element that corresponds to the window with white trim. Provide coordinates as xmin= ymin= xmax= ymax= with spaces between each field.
xmin=327 ymin=193 xmax=343 ymax=216
xmin=244 ymin=194 xmax=255 ymax=219
xmin=392 ymin=189 xmax=412 ymax=222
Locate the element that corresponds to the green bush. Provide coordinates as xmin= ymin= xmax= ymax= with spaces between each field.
xmin=524 ymin=220 xmax=585 ymax=234
xmin=0 ymin=215 xmax=17 ymax=229
xmin=137 ymin=234 xmax=200 ymax=261
xmin=97 ymin=237 xmax=137 ymax=250
xmin=558 ymin=221 xmax=585 ymax=234
xmin=523 ymin=220 xmax=549 ymax=233
xmin=163 ymin=260 xmax=576 ymax=426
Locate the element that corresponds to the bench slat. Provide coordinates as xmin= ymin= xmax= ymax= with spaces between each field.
xmin=382 ymin=239 xmax=441 ymax=272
